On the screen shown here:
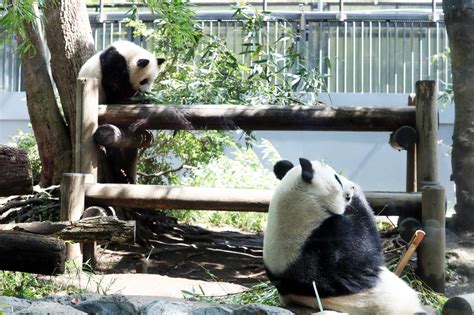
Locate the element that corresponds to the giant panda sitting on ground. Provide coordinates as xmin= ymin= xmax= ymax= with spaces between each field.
xmin=78 ymin=41 xmax=165 ymax=183
xmin=263 ymin=158 xmax=424 ymax=315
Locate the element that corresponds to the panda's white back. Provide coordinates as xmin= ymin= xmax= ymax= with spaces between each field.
xmin=263 ymin=160 xmax=346 ymax=275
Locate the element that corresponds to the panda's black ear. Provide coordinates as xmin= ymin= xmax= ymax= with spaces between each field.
xmin=299 ymin=158 xmax=314 ymax=183
xmin=274 ymin=160 xmax=294 ymax=180
xmin=157 ymin=58 xmax=165 ymax=66
xmin=137 ymin=59 xmax=150 ymax=68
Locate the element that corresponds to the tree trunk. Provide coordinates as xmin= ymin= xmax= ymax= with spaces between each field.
xmin=15 ymin=6 xmax=72 ymax=186
xmin=443 ymin=1 xmax=474 ymax=231
xmin=42 ymin=0 xmax=95 ymax=164
xmin=0 ymin=146 xmax=33 ymax=196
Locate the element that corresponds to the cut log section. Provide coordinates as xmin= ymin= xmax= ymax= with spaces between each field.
xmin=0 ymin=216 xmax=135 ymax=244
xmin=0 ymin=231 xmax=65 ymax=275
xmin=94 ymin=124 xmax=154 ymax=149
xmin=0 ymin=146 xmax=33 ymax=196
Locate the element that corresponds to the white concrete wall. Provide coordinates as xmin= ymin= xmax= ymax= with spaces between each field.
xmin=254 ymin=93 xmax=455 ymax=208
xmin=0 ymin=92 xmax=30 ymax=145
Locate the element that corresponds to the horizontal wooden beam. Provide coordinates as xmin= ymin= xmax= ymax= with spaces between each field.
xmin=84 ymin=184 xmax=421 ymax=216
xmin=98 ymin=105 xmax=416 ymax=132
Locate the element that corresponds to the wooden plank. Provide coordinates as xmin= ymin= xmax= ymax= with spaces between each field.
xmin=84 ymin=184 xmax=422 ymax=216
xmin=98 ymin=104 xmax=416 ymax=132
xmin=0 ymin=231 xmax=65 ymax=275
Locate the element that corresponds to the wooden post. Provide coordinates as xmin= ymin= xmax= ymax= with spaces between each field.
xmin=407 ymin=93 xmax=417 ymax=192
xmin=415 ymin=81 xmax=438 ymax=188
xmin=417 ymin=185 xmax=446 ymax=293
xmin=76 ymin=78 xmax=99 ymax=268
xmin=414 ymin=80 xmax=444 ymax=292
xmin=75 ymin=78 xmax=98 ymax=176
xmin=60 ymin=173 xmax=86 ymax=267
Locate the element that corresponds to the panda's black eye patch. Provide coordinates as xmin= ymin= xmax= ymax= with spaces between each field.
xmin=139 ymin=79 xmax=149 ymax=85
xmin=334 ymin=174 xmax=343 ymax=187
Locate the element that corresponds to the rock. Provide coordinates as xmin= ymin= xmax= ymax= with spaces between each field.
xmin=0 ymin=294 xmax=295 ymax=315
xmin=233 ymin=304 xmax=293 ymax=315
xmin=14 ymin=301 xmax=86 ymax=315
xmin=0 ymin=296 xmax=31 ymax=313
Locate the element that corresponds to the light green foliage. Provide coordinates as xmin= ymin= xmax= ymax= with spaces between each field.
xmin=171 ymin=139 xmax=280 ymax=232
xmin=0 ymin=270 xmax=84 ymax=299
xmin=10 ymin=128 xmax=41 ymax=183
xmin=132 ymin=1 xmax=325 ymax=105
xmin=137 ymin=130 xmax=235 ymax=185
xmin=431 ymin=47 xmax=453 ymax=108
xmin=0 ymin=0 xmax=59 ymax=55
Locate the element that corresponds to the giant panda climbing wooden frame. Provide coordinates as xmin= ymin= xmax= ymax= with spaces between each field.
xmin=69 ymin=78 xmax=445 ymax=293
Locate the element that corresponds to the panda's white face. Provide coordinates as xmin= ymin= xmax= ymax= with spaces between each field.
xmin=113 ymin=41 xmax=164 ymax=93
xmin=263 ymin=158 xmax=350 ymax=274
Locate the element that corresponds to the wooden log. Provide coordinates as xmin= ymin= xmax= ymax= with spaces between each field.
xmin=60 ymin=173 xmax=86 ymax=265
xmin=389 ymin=126 xmax=417 ymax=151
xmin=417 ymin=185 xmax=446 ymax=293
xmin=443 ymin=293 xmax=474 ymax=315
xmin=0 ymin=146 xmax=33 ymax=197
xmin=84 ymin=184 xmax=422 ymax=216
xmin=415 ymin=80 xmax=439 ymax=188
xmin=0 ymin=216 xmax=135 ymax=244
xmin=94 ymin=124 xmax=154 ymax=149
xmin=98 ymin=104 xmax=416 ymax=132
xmin=0 ymin=231 xmax=65 ymax=275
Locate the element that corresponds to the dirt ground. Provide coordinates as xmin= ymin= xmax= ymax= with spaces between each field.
xmin=91 ymin=218 xmax=474 ymax=298
xmin=94 ymin=223 xmax=266 ymax=288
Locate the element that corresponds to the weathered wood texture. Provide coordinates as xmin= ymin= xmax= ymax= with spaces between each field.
xmin=60 ymin=173 xmax=86 ymax=264
xmin=407 ymin=93 xmax=417 ymax=193
xmin=84 ymin=184 xmax=421 ymax=216
xmin=98 ymin=105 xmax=416 ymax=132
xmin=0 ymin=231 xmax=65 ymax=275
xmin=94 ymin=124 xmax=154 ymax=149
xmin=417 ymin=185 xmax=446 ymax=293
xmin=415 ymin=81 xmax=438 ymax=188
xmin=0 ymin=217 xmax=135 ymax=244
xmin=444 ymin=1 xmax=474 ymax=231
xmin=0 ymin=146 xmax=33 ymax=196
xmin=75 ymin=79 xmax=98 ymax=177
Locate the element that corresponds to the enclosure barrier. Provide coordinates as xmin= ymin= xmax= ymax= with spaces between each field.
xmin=68 ymin=78 xmax=445 ymax=292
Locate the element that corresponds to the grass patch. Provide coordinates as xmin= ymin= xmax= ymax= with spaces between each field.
xmin=0 ymin=271 xmax=85 ymax=299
